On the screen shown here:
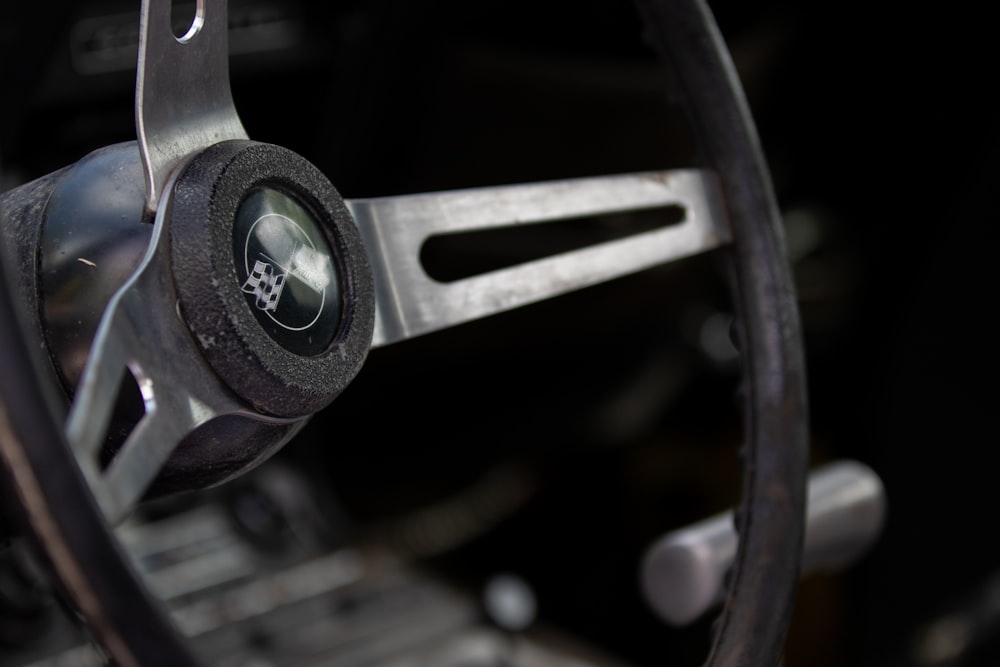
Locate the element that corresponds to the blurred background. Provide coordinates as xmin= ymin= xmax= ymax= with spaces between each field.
xmin=0 ymin=1 xmax=995 ymax=665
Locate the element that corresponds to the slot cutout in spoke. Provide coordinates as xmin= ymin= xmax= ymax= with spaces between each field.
xmin=421 ymin=205 xmax=686 ymax=283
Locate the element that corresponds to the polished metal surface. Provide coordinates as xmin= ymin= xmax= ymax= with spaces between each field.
xmin=347 ymin=170 xmax=731 ymax=347
xmin=64 ymin=169 xmax=296 ymax=525
xmin=135 ymin=0 xmax=248 ymax=212
xmin=642 ymin=460 xmax=886 ymax=626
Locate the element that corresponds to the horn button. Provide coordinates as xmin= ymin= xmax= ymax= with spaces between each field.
xmin=233 ymin=187 xmax=342 ymax=357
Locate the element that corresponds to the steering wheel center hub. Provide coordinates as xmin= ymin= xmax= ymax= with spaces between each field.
xmin=170 ymin=140 xmax=375 ymax=418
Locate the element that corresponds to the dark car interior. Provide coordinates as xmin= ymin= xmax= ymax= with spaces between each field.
xmin=0 ymin=1 xmax=995 ymax=666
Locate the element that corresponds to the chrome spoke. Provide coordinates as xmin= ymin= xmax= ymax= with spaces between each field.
xmin=136 ymin=0 xmax=247 ymax=212
xmin=66 ymin=0 xmax=262 ymax=522
xmin=65 ymin=182 xmax=294 ymax=524
xmin=347 ymin=169 xmax=731 ymax=347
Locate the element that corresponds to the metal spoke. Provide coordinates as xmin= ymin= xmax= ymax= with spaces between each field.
xmin=136 ymin=0 xmax=247 ymax=212
xmin=347 ymin=169 xmax=731 ymax=347
xmin=79 ymin=0 xmax=298 ymax=521
xmin=65 ymin=182 xmax=294 ymax=524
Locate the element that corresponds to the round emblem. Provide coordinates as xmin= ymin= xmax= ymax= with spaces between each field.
xmin=233 ymin=187 xmax=342 ymax=356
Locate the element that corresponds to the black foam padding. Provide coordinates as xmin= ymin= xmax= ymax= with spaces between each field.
xmin=170 ymin=141 xmax=375 ymax=418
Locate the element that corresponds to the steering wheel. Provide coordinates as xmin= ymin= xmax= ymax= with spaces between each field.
xmin=0 ymin=0 xmax=808 ymax=665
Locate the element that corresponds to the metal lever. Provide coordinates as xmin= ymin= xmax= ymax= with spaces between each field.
xmin=641 ymin=460 xmax=886 ymax=626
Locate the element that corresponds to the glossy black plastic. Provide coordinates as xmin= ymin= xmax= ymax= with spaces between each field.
xmin=232 ymin=187 xmax=342 ymax=357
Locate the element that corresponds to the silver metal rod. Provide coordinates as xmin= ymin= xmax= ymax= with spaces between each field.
xmin=641 ymin=460 xmax=886 ymax=626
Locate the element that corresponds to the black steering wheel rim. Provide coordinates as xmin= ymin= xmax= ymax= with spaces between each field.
xmin=0 ymin=0 xmax=808 ymax=665
xmin=635 ymin=0 xmax=809 ymax=664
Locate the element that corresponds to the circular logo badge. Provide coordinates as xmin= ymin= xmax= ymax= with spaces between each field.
xmin=233 ymin=188 xmax=342 ymax=356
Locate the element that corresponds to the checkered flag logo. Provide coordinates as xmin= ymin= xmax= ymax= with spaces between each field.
xmin=241 ymin=260 xmax=286 ymax=313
